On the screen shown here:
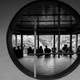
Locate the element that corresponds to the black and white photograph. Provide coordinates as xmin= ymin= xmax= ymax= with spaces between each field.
xmin=1 ymin=0 xmax=80 ymax=80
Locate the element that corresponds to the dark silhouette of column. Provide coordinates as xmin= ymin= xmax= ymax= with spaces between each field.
xmin=70 ymin=34 xmax=72 ymax=51
xmin=37 ymin=34 xmax=39 ymax=49
xmin=70 ymin=34 xmax=72 ymax=58
xmin=58 ymin=5 xmax=61 ymax=59
xmin=15 ymin=34 xmax=17 ymax=47
xmin=76 ymin=34 xmax=78 ymax=49
xmin=37 ymin=17 xmax=39 ymax=50
xmin=53 ymin=35 xmax=55 ymax=51
xmin=21 ymin=34 xmax=23 ymax=58
xmin=58 ymin=5 xmax=60 ymax=51
xmin=58 ymin=35 xmax=60 ymax=51
xmin=34 ymin=18 xmax=38 ymax=78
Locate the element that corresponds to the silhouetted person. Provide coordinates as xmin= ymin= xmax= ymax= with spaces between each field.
xmin=14 ymin=47 xmax=18 ymax=58
xmin=17 ymin=46 xmax=23 ymax=58
xmin=13 ymin=46 xmax=21 ymax=59
xmin=58 ymin=50 xmax=63 ymax=58
xmin=62 ymin=44 xmax=68 ymax=53
xmin=13 ymin=47 xmax=18 ymax=58
xmin=39 ymin=46 xmax=43 ymax=53
xmin=52 ymin=47 xmax=56 ymax=58
xmin=77 ymin=46 xmax=80 ymax=56
xmin=67 ymin=47 xmax=73 ymax=58
xmin=27 ymin=47 xmax=33 ymax=56
xmin=20 ymin=46 xmax=23 ymax=58
xmin=44 ymin=46 xmax=51 ymax=53
xmin=62 ymin=44 xmax=69 ymax=56
xmin=77 ymin=46 xmax=80 ymax=52
xmin=36 ymin=46 xmax=43 ymax=57
xmin=13 ymin=47 xmax=16 ymax=53
xmin=52 ymin=47 xmax=56 ymax=53
xmin=44 ymin=46 xmax=51 ymax=58
xmin=36 ymin=48 xmax=39 ymax=53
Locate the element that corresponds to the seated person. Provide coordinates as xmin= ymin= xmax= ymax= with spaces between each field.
xmin=62 ymin=44 xmax=70 ymax=56
xmin=62 ymin=44 xmax=69 ymax=53
xmin=52 ymin=47 xmax=56 ymax=53
xmin=67 ymin=47 xmax=74 ymax=58
xmin=39 ymin=46 xmax=43 ymax=53
xmin=57 ymin=50 xmax=63 ymax=58
xmin=27 ymin=47 xmax=33 ymax=55
xmin=67 ymin=47 xmax=73 ymax=52
xmin=44 ymin=46 xmax=51 ymax=53
xmin=77 ymin=46 xmax=80 ymax=52
xmin=36 ymin=46 xmax=43 ymax=57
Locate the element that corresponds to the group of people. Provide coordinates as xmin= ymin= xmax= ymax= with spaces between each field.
xmin=13 ymin=44 xmax=80 ymax=59
xmin=27 ymin=46 xmax=53 ymax=56
xmin=27 ymin=45 xmax=69 ymax=55
xmin=13 ymin=46 xmax=23 ymax=58
xmin=27 ymin=44 xmax=80 ymax=57
xmin=27 ymin=44 xmax=70 ymax=55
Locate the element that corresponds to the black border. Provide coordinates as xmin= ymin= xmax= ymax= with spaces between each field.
xmin=6 ymin=0 xmax=80 ymax=79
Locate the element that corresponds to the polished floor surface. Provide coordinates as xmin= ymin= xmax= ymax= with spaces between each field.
xmin=19 ymin=54 xmax=77 ymax=76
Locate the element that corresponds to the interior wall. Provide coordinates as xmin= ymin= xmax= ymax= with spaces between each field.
xmin=0 ymin=0 xmax=80 ymax=80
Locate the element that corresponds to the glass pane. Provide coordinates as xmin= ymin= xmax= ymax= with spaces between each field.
xmin=78 ymin=34 xmax=80 ymax=46
xmin=12 ymin=34 xmax=16 ymax=47
xmin=12 ymin=34 xmax=21 ymax=47
xmin=39 ymin=35 xmax=53 ymax=50
xmin=23 ymin=35 xmax=34 ymax=56
xmin=55 ymin=35 xmax=58 ymax=52
xmin=60 ymin=35 xmax=70 ymax=50
xmin=72 ymin=35 xmax=76 ymax=52
xmin=17 ymin=35 xmax=21 ymax=47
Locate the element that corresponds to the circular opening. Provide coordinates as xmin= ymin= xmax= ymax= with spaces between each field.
xmin=7 ymin=0 xmax=80 ymax=79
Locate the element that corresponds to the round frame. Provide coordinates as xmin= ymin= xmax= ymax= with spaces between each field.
xmin=6 ymin=0 xmax=80 ymax=79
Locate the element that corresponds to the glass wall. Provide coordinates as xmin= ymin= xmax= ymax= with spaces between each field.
xmin=12 ymin=34 xmax=79 ymax=57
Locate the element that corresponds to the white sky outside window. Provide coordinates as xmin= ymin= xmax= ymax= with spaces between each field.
xmin=12 ymin=34 xmax=80 ymax=52
xmin=17 ymin=35 xmax=21 ymax=47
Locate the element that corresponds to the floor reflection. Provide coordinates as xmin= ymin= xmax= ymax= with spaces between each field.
xmin=19 ymin=54 xmax=77 ymax=76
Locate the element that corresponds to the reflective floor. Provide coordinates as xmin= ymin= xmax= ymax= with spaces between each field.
xmin=19 ymin=54 xmax=77 ymax=76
